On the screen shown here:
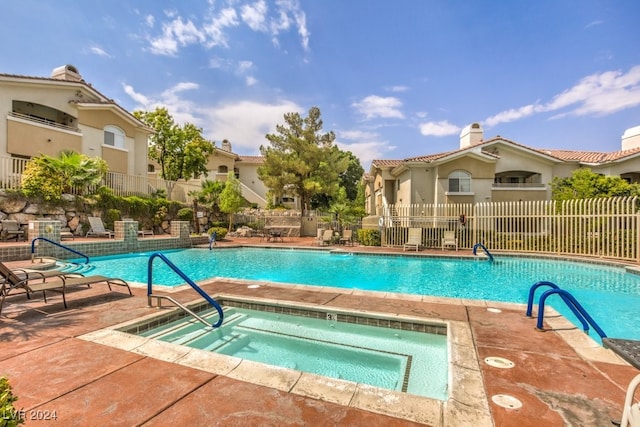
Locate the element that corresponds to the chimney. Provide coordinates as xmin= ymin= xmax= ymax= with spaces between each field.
xmin=221 ymin=139 xmax=232 ymax=152
xmin=51 ymin=64 xmax=83 ymax=82
xmin=460 ymin=122 xmax=483 ymax=149
xmin=621 ymin=125 xmax=640 ymax=151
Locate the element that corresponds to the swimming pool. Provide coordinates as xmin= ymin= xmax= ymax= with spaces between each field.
xmin=69 ymin=248 xmax=640 ymax=342
xmin=131 ymin=305 xmax=449 ymax=400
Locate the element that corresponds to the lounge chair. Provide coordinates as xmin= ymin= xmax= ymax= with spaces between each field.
xmin=620 ymin=373 xmax=640 ymax=427
xmin=61 ymin=227 xmax=74 ymax=240
xmin=339 ymin=229 xmax=353 ymax=246
xmin=442 ymin=230 xmax=458 ymax=251
xmin=86 ymin=217 xmax=114 ymax=238
xmin=320 ymin=229 xmax=334 ymax=246
xmin=1 ymin=220 xmax=25 ymax=241
xmin=403 ymin=228 xmax=422 ymax=251
xmin=315 ymin=229 xmax=324 ymax=246
xmin=138 ymin=229 xmax=154 ymax=238
xmin=0 ymin=262 xmax=132 ymax=314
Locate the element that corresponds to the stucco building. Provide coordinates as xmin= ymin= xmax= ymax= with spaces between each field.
xmin=364 ymin=122 xmax=640 ymax=216
xmin=0 ymin=65 xmax=153 ymax=177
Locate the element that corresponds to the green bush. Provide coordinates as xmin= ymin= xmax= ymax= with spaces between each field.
xmin=177 ymin=208 xmax=194 ymax=222
xmin=358 ymin=229 xmax=381 ymax=246
xmin=207 ymin=227 xmax=227 ymax=240
xmin=104 ymin=209 xmax=121 ymax=230
xmin=0 ymin=376 xmax=24 ymax=426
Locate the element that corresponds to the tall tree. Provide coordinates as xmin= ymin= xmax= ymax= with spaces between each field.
xmin=259 ymin=107 xmax=348 ymax=212
xmin=133 ymin=107 xmax=215 ymax=181
xmin=219 ymin=172 xmax=244 ymax=232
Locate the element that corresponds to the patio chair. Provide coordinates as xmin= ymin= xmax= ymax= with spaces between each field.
xmin=442 ymin=230 xmax=458 ymax=251
xmin=138 ymin=229 xmax=154 ymax=238
xmin=0 ymin=261 xmax=131 ymax=314
xmin=321 ymin=229 xmax=334 ymax=246
xmin=61 ymin=227 xmax=74 ymax=240
xmin=403 ymin=228 xmax=422 ymax=251
xmin=620 ymin=373 xmax=640 ymax=427
xmin=339 ymin=229 xmax=353 ymax=246
xmin=86 ymin=217 xmax=114 ymax=238
xmin=1 ymin=220 xmax=25 ymax=242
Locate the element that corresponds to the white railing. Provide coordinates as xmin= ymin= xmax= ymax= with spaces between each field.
xmin=381 ymin=197 xmax=639 ymax=262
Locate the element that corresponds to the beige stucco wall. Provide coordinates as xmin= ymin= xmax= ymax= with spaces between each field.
xmin=0 ymin=78 xmax=149 ymax=176
xmin=235 ymin=163 xmax=268 ymax=206
xmin=7 ymin=118 xmax=82 ymax=157
xmin=0 ymin=82 xmax=81 ymax=156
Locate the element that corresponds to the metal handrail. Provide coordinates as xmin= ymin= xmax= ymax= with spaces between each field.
xmin=472 ymin=242 xmax=494 ymax=262
xmin=30 ymin=237 xmax=89 ymax=264
xmin=147 ymin=252 xmax=224 ymax=328
xmin=527 ymin=282 xmax=607 ymax=339
xmin=525 ymin=281 xmax=589 ymax=331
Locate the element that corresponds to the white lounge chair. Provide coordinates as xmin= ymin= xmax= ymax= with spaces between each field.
xmin=621 ymin=373 xmax=640 ymax=427
xmin=442 ymin=230 xmax=458 ymax=251
xmin=403 ymin=228 xmax=422 ymax=251
xmin=86 ymin=217 xmax=114 ymax=238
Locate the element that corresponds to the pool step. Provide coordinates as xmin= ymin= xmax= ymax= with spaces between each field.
xmin=145 ymin=311 xmax=247 ymax=344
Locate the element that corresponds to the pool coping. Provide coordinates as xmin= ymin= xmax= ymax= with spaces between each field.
xmin=78 ymin=293 xmax=492 ymax=426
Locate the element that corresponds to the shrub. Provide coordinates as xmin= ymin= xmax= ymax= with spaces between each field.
xmin=177 ymin=208 xmax=194 ymax=222
xmin=0 ymin=376 xmax=24 ymax=426
xmin=358 ymin=229 xmax=380 ymax=246
xmin=104 ymin=209 xmax=121 ymax=230
xmin=207 ymin=227 xmax=227 ymax=240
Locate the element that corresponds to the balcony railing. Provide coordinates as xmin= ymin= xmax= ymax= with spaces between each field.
xmin=8 ymin=111 xmax=80 ymax=133
xmin=492 ymin=182 xmax=546 ymax=188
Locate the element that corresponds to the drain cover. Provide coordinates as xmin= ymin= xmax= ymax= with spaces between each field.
xmin=492 ymin=394 xmax=523 ymax=409
xmin=484 ymin=356 xmax=515 ymax=369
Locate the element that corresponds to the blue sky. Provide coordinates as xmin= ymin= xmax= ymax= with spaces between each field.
xmin=2 ymin=1 xmax=640 ymax=169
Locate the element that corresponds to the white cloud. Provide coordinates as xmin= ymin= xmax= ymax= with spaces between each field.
xmin=145 ymin=1 xmax=310 ymax=55
xmin=336 ymin=129 xmax=394 ymax=169
xmin=88 ymin=46 xmax=112 ymax=58
xmin=352 ymin=95 xmax=404 ymax=120
xmin=387 ymin=85 xmax=409 ymax=93
xmin=418 ymin=120 xmax=460 ymax=137
xmin=202 ymin=100 xmax=303 ymax=153
xmin=484 ymin=66 xmax=640 ymax=127
xmin=123 ymin=81 xmax=200 ymax=125
xmin=241 ymin=0 xmax=268 ymax=31
xmin=246 ymin=76 xmax=258 ymax=86
xmin=149 ymin=16 xmax=206 ymax=55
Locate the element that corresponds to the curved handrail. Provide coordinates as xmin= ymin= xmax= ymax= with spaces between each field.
xmin=472 ymin=242 xmax=494 ymax=262
xmin=30 ymin=237 xmax=89 ymax=264
xmin=525 ymin=281 xmax=589 ymax=331
xmin=147 ymin=252 xmax=224 ymax=328
xmin=536 ymin=288 xmax=607 ymax=339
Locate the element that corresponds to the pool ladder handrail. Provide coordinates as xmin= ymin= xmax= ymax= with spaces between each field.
xmin=30 ymin=237 xmax=90 ymax=264
xmin=472 ymin=242 xmax=494 ymax=262
xmin=147 ymin=252 xmax=224 ymax=328
xmin=525 ymin=281 xmax=607 ymax=339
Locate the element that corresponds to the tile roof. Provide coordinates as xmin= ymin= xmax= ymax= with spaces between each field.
xmin=371 ymin=159 xmax=403 ymax=167
xmin=540 ymin=146 xmax=640 ymax=163
xmin=237 ymin=155 xmax=264 ymax=163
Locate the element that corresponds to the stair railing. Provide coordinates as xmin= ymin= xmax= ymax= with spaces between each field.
xmin=472 ymin=242 xmax=494 ymax=262
xmin=30 ymin=237 xmax=89 ymax=264
xmin=147 ymin=252 xmax=224 ymax=328
xmin=526 ymin=281 xmax=607 ymax=339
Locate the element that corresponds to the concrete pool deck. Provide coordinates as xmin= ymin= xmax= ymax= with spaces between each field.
xmin=0 ymin=236 xmax=638 ymax=426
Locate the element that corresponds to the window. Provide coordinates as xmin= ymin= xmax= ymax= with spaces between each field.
xmin=218 ymin=165 xmax=228 ymax=174
xmin=104 ymin=125 xmax=125 ymax=149
xmin=448 ymin=170 xmax=471 ymax=193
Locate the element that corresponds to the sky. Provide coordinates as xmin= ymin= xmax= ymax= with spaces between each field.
xmin=2 ymin=1 xmax=640 ymax=170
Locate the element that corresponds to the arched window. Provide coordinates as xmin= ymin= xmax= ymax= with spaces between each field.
xmin=104 ymin=125 xmax=125 ymax=149
xmin=218 ymin=165 xmax=228 ymax=174
xmin=448 ymin=170 xmax=471 ymax=193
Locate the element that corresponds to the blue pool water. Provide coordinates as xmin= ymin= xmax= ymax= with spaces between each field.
xmin=137 ymin=306 xmax=449 ymax=400
xmin=70 ymin=248 xmax=640 ymax=342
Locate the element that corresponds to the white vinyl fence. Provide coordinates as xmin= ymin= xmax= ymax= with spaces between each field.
xmin=382 ymin=197 xmax=639 ymax=262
